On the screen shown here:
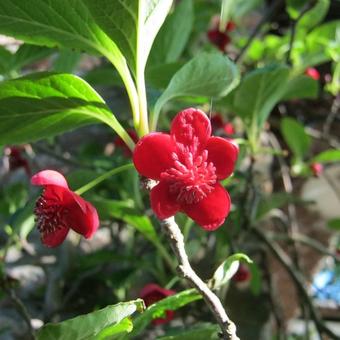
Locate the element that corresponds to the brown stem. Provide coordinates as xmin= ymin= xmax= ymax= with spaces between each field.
xmin=161 ymin=217 xmax=239 ymax=340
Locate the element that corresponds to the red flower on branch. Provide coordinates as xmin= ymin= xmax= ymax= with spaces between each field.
xmin=207 ymin=20 xmax=236 ymax=52
xmin=133 ymin=108 xmax=238 ymax=230
xmin=232 ymin=264 xmax=251 ymax=283
xmin=140 ymin=283 xmax=176 ymax=325
xmin=305 ymin=67 xmax=320 ymax=81
xmin=31 ymin=170 xmax=99 ymax=247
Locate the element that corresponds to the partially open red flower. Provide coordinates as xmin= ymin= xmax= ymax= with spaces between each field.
xmin=31 ymin=170 xmax=99 ymax=247
xmin=207 ymin=20 xmax=235 ymax=51
xmin=4 ymin=146 xmax=31 ymax=176
xmin=305 ymin=67 xmax=320 ymax=81
xmin=232 ymin=264 xmax=251 ymax=283
xmin=310 ymin=162 xmax=323 ymax=177
xmin=133 ymin=108 xmax=238 ymax=230
xmin=140 ymin=283 xmax=175 ymax=325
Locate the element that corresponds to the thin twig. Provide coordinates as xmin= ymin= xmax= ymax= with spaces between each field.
xmin=161 ymin=217 xmax=239 ymax=340
xmin=323 ymin=94 xmax=340 ymax=137
xmin=235 ymin=0 xmax=284 ymax=63
xmin=5 ymin=287 xmax=36 ymax=340
xmin=253 ymin=227 xmax=339 ymax=340
xmin=286 ymin=1 xmax=315 ymax=65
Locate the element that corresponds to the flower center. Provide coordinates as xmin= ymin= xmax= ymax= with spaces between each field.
xmin=161 ymin=147 xmax=217 ymax=204
xmin=34 ymin=191 xmax=68 ymax=236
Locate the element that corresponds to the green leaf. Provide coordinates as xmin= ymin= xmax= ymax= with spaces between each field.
xmin=256 ymin=192 xmax=301 ymax=220
xmin=83 ymin=0 xmax=173 ymax=75
xmin=0 ymin=46 xmax=14 ymax=75
xmin=158 ymin=323 xmax=220 ymax=340
xmin=232 ymin=65 xmax=290 ymax=133
xmin=8 ymin=44 xmax=53 ymax=73
xmin=327 ymin=218 xmax=340 ymax=231
xmin=297 ymin=0 xmax=330 ymax=31
xmin=282 ymin=75 xmax=319 ymax=100
xmin=148 ymin=0 xmax=193 ymax=65
xmin=146 ymin=62 xmax=184 ymax=89
xmin=152 ymin=52 xmax=239 ymax=130
xmin=220 ymin=0 xmax=263 ymax=27
xmin=286 ymin=0 xmax=309 ymax=19
xmin=281 ymin=117 xmax=311 ymax=160
xmin=0 ymin=0 xmax=134 ymax=97
xmin=37 ymin=300 xmax=144 ymax=340
xmin=312 ymin=149 xmax=340 ymax=163
xmin=126 ymin=289 xmax=201 ymax=339
xmin=53 ymin=49 xmax=82 ymax=73
xmin=0 ymin=73 xmax=131 ymax=147
xmin=9 ymin=201 xmax=35 ymax=240
xmin=94 ymin=317 xmax=133 ymax=339
xmin=210 ymin=253 xmax=253 ymax=290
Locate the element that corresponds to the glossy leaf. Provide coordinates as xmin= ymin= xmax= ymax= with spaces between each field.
xmin=0 ymin=73 xmax=130 ymax=146
xmin=53 ymin=49 xmax=82 ymax=73
xmin=312 ymin=149 xmax=340 ymax=163
xmin=210 ymin=253 xmax=253 ymax=290
xmin=152 ymin=52 xmax=239 ymax=129
xmin=0 ymin=0 xmax=132 ymax=87
xmin=149 ymin=0 xmax=193 ymax=65
xmin=94 ymin=318 xmax=133 ymax=339
xmin=297 ymin=0 xmax=330 ymax=31
xmin=37 ymin=300 xmax=144 ymax=340
xmin=281 ymin=117 xmax=311 ymax=160
xmin=0 ymin=46 xmax=13 ymax=75
xmin=125 ymin=289 xmax=201 ymax=339
xmin=232 ymin=65 xmax=290 ymax=131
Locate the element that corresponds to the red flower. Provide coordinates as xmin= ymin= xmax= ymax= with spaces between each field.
xmin=140 ymin=283 xmax=175 ymax=325
xmin=114 ymin=130 xmax=139 ymax=157
xmin=207 ymin=20 xmax=235 ymax=51
xmin=31 ymin=170 xmax=99 ymax=247
xmin=4 ymin=146 xmax=31 ymax=176
xmin=133 ymin=108 xmax=238 ymax=230
xmin=305 ymin=67 xmax=320 ymax=81
xmin=223 ymin=122 xmax=235 ymax=135
xmin=310 ymin=163 xmax=323 ymax=177
xmin=232 ymin=264 xmax=251 ymax=283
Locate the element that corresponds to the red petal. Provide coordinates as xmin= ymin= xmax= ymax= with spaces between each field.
xmin=31 ymin=170 xmax=68 ymax=189
xmin=41 ymin=225 xmax=69 ymax=248
xmin=170 ymin=108 xmax=211 ymax=148
xmin=206 ymin=137 xmax=238 ymax=179
xmin=150 ymin=182 xmax=180 ymax=219
xmin=64 ymin=192 xmax=99 ymax=239
xmin=133 ymin=133 xmax=176 ymax=180
xmin=181 ymin=183 xmax=230 ymax=231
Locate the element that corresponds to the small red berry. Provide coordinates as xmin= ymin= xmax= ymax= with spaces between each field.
xmin=305 ymin=68 xmax=320 ymax=81
xmin=310 ymin=163 xmax=323 ymax=177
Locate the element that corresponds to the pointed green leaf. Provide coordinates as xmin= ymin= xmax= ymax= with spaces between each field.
xmin=233 ymin=65 xmax=290 ymax=131
xmin=281 ymin=117 xmax=311 ymax=160
xmin=152 ymin=52 xmax=239 ymax=129
xmin=210 ymin=253 xmax=252 ymax=290
xmin=0 ymin=0 xmax=133 ymax=85
xmin=148 ymin=0 xmax=193 ymax=65
xmin=312 ymin=149 xmax=340 ymax=163
xmin=0 ymin=73 xmax=130 ymax=146
xmin=37 ymin=300 xmax=144 ymax=340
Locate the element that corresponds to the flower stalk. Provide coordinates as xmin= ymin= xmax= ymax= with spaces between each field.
xmin=161 ymin=216 xmax=239 ymax=340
